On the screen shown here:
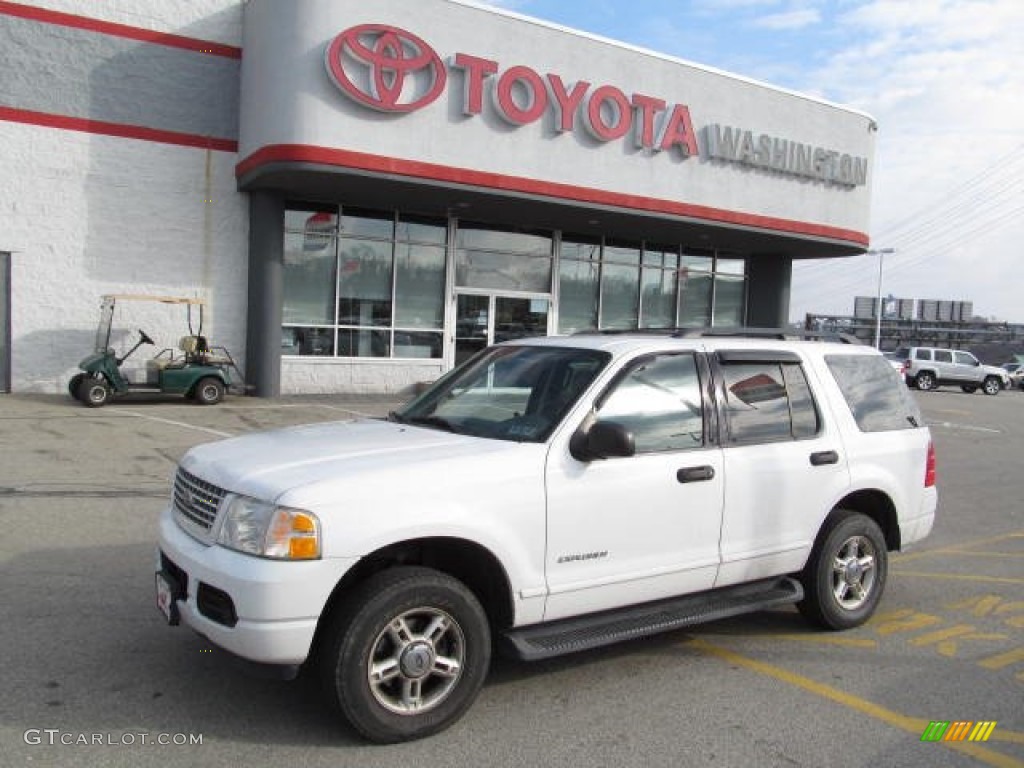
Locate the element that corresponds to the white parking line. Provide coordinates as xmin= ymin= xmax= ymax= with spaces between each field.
xmin=120 ymin=410 xmax=234 ymax=438
xmin=929 ymin=421 xmax=1001 ymax=434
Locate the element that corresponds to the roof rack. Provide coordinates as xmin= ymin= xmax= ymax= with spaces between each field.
xmin=572 ymin=327 xmax=862 ymax=344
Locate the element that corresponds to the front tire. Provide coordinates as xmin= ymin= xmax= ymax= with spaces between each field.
xmin=319 ymin=566 xmax=491 ymax=743
xmin=76 ymin=377 xmax=111 ymax=408
xmin=798 ymin=511 xmax=888 ymax=630
xmin=982 ymin=376 xmax=1001 ymax=396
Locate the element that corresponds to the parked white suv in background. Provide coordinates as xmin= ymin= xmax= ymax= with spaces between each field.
xmin=156 ymin=331 xmax=937 ymax=742
xmin=895 ymin=345 xmax=1009 ymax=394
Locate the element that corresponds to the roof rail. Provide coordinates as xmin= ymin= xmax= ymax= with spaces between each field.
xmin=572 ymin=327 xmax=862 ymax=344
xmin=676 ymin=327 xmax=862 ymax=344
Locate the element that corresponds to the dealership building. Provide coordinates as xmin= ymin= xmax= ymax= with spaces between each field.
xmin=0 ymin=0 xmax=876 ymax=396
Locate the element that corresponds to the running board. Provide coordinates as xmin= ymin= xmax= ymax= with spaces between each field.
xmin=502 ymin=577 xmax=803 ymax=661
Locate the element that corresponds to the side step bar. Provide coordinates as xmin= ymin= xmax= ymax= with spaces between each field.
xmin=502 ymin=577 xmax=803 ymax=661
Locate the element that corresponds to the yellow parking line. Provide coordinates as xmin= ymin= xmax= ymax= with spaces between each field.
xmin=946 ymin=551 xmax=1024 ymax=559
xmin=891 ymin=571 xmax=1024 ymax=586
xmin=766 ymin=634 xmax=879 ymax=648
xmin=894 ymin=532 xmax=1024 ymax=563
xmin=979 ymin=647 xmax=1024 ymax=671
xmin=690 ymin=638 xmax=1024 ymax=767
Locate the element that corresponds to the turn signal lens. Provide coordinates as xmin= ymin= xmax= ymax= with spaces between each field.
xmin=264 ymin=508 xmax=321 ymax=560
xmin=289 ymin=537 xmax=320 ymax=559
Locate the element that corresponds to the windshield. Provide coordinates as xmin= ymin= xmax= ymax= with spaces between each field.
xmin=394 ymin=345 xmax=610 ymax=442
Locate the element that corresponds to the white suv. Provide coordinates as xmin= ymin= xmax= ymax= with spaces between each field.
xmin=156 ymin=332 xmax=937 ymax=742
xmin=896 ymin=345 xmax=1009 ymax=394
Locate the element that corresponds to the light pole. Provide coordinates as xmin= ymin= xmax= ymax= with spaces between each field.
xmin=870 ymin=248 xmax=895 ymax=349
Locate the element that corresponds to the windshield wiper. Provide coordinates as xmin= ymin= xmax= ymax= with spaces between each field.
xmin=387 ymin=411 xmax=407 ymax=424
xmin=404 ymin=415 xmax=462 ymax=434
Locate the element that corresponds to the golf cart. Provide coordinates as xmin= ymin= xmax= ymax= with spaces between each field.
xmin=70 ymin=294 xmax=241 ymax=407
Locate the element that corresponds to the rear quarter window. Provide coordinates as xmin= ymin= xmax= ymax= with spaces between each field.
xmin=825 ymin=354 xmax=924 ymax=432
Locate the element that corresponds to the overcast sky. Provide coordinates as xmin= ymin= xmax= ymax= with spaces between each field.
xmin=477 ymin=0 xmax=1024 ymax=323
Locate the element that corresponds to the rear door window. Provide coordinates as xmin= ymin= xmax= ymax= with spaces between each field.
xmin=717 ymin=353 xmax=820 ymax=443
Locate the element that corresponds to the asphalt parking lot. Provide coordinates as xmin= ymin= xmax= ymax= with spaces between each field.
xmin=0 ymin=387 xmax=1021 ymax=767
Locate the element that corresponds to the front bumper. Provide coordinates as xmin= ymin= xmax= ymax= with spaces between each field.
xmin=156 ymin=505 xmax=358 ymax=665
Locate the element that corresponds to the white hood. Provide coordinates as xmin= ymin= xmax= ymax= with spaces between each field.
xmin=180 ymin=418 xmax=532 ymax=503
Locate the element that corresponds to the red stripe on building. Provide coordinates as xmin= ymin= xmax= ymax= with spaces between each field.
xmin=0 ymin=1 xmax=242 ymax=59
xmin=237 ymin=144 xmax=870 ymax=246
xmin=0 ymin=106 xmax=238 ymax=152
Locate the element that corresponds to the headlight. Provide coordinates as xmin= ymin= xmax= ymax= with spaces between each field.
xmin=217 ymin=495 xmax=321 ymax=560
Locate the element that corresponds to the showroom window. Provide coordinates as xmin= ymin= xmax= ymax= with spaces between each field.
xmin=557 ymin=238 xmax=601 ymax=334
xmin=679 ymin=252 xmax=714 ymax=326
xmin=455 ymin=222 xmax=552 ymax=293
xmin=557 ymin=239 xmax=744 ymax=333
xmin=600 ymin=241 xmax=641 ymax=330
xmin=281 ymin=206 xmax=446 ymax=359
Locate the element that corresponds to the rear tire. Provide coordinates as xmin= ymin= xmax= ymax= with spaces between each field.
xmin=76 ymin=377 xmax=111 ymax=408
xmin=318 ymin=566 xmax=491 ymax=743
xmin=798 ymin=511 xmax=888 ymax=630
xmin=193 ymin=377 xmax=224 ymax=405
xmin=68 ymin=373 xmax=86 ymax=399
xmin=914 ymin=371 xmax=936 ymax=391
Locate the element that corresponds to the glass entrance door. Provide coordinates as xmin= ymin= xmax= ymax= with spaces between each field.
xmin=455 ymin=294 xmax=549 ymax=366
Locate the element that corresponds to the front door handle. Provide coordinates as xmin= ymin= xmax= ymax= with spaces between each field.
xmin=677 ymin=465 xmax=715 ymax=483
xmin=810 ymin=450 xmax=839 ymax=466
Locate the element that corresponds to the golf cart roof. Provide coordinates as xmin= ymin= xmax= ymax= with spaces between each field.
xmin=102 ymin=294 xmax=206 ymax=306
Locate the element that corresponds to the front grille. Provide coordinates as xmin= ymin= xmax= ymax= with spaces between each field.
xmin=173 ymin=467 xmax=226 ymax=534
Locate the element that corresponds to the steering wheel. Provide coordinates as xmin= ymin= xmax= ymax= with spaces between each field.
xmin=139 ymin=330 xmax=155 ymax=345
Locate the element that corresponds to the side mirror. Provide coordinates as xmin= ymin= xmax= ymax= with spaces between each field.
xmin=570 ymin=420 xmax=636 ymax=461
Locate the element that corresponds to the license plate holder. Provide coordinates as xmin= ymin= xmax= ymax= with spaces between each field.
xmin=155 ymin=570 xmax=182 ymax=626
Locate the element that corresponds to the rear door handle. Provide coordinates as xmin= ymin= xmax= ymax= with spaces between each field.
xmin=810 ymin=450 xmax=839 ymax=466
xmin=677 ymin=465 xmax=715 ymax=483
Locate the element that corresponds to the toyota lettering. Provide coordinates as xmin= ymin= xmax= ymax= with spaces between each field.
xmin=324 ymin=24 xmax=699 ymax=157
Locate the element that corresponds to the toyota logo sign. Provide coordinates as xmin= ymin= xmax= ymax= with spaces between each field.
xmin=325 ymin=24 xmax=446 ymax=113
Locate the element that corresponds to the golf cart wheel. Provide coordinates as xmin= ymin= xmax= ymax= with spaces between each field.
xmin=68 ymin=373 xmax=86 ymax=399
xmin=77 ymin=377 xmax=111 ymax=408
xmin=193 ymin=377 xmax=224 ymax=405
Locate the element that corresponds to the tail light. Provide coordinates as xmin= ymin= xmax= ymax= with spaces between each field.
xmin=924 ymin=441 xmax=936 ymax=487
